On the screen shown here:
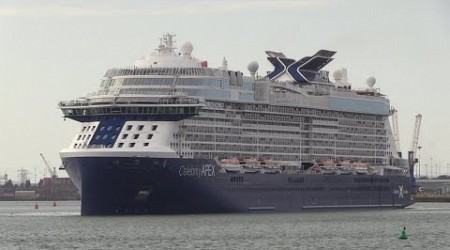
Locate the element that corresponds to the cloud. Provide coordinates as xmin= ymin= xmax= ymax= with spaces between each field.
xmin=0 ymin=0 xmax=340 ymax=17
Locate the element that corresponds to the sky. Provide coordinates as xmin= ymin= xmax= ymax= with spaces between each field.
xmin=0 ymin=0 xmax=449 ymax=182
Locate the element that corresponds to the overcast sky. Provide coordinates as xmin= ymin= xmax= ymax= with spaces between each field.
xmin=0 ymin=0 xmax=449 ymax=181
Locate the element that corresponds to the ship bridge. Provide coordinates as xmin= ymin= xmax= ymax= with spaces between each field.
xmin=59 ymin=95 xmax=203 ymax=122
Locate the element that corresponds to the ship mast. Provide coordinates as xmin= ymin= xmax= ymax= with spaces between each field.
xmin=157 ymin=33 xmax=176 ymax=54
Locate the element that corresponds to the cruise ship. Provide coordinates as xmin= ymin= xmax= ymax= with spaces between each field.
xmin=59 ymin=33 xmax=415 ymax=215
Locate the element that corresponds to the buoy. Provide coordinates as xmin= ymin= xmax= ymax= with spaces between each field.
xmin=34 ymin=202 xmax=39 ymax=209
xmin=53 ymin=201 xmax=57 ymax=207
xmin=399 ymin=226 xmax=408 ymax=240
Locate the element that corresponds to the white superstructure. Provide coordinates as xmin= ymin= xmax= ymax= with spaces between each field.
xmin=59 ymin=33 xmax=401 ymax=167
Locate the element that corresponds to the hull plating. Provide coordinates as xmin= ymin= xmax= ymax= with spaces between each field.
xmin=63 ymin=157 xmax=415 ymax=215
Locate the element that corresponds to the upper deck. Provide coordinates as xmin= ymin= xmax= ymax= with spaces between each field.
xmin=59 ymin=33 xmax=390 ymax=120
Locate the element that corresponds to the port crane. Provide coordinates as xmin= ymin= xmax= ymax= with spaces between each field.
xmin=410 ymin=114 xmax=422 ymax=162
xmin=39 ymin=153 xmax=58 ymax=179
xmin=408 ymin=114 xmax=422 ymax=187
xmin=390 ymin=108 xmax=401 ymax=157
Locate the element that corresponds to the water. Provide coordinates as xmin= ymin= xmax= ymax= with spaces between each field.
xmin=0 ymin=201 xmax=449 ymax=250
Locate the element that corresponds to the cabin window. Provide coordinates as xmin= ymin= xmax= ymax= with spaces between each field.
xmin=151 ymin=125 xmax=158 ymax=131
xmin=122 ymin=134 xmax=128 ymax=139
xmin=133 ymin=134 xmax=139 ymax=139
xmin=129 ymin=143 xmax=135 ymax=148
xmin=138 ymin=125 xmax=144 ymax=131
xmin=147 ymin=134 xmax=153 ymax=139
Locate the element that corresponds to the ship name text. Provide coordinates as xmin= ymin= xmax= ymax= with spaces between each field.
xmin=179 ymin=164 xmax=215 ymax=178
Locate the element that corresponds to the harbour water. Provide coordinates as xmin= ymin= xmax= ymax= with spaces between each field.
xmin=0 ymin=201 xmax=448 ymax=249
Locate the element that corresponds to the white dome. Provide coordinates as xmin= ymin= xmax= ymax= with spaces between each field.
xmin=180 ymin=41 xmax=193 ymax=56
xmin=247 ymin=61 xmax=259 ymax=73
xmin=366 ymin=75 xmax=376 ymax=87
xmin=332 ymin=69 xmax=344 ymax=81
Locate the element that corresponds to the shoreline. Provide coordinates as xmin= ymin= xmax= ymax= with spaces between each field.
xmin=414 ymin=195 xmax=450 ymax=202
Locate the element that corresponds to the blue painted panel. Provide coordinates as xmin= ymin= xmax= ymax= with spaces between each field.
xmin=89 ymin=117 xmax=126 ymax=147
xmin=287 ymin=60 xmax=308 ymax=83
xmin=330 ymin=97 xmax=389 ymax=115
xmin=239 ymin=93 xmax=255 ymax=101
xmin=299 ymin=56 xmax=333 ymax=71
xmin=266 ymin=57 xmax=284 ymax=79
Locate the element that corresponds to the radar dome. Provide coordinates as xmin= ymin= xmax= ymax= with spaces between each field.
xmin=366 ymin=75 xmax=376 ymax=87
xmin=247 ymin=61 xmax=259 ymax=74
xmin=180 ymin=41 xmax=193 ymax=56
xmin=332 ymin=69 xmax=344 ymax=81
